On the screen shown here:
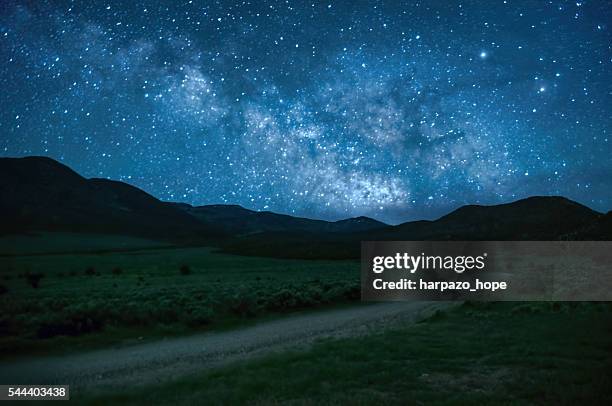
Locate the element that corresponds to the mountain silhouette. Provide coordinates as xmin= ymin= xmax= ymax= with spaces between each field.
xmin=220 ymin=196 xmax=609 ymax=259
xmin=172 ymin=203 xmax=387 ymax=235
xmin=382 ymin=196 xmax=600 ymax=240
xmin=570 ymin=211 xmax=612 ymax=240
xmin=0 ymin=156 xmax=222 ymax=241
xmin=1 ymin=156 xmax=609 ymax=258
xmin=0 ymin=156 xmax=384 ymax=240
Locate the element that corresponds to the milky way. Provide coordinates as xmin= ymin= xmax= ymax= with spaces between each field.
xmin=1 ymin=1 xmax=610 ymax=223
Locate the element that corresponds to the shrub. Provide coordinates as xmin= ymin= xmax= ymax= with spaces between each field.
xmin=25 ymin=272 xmax=44 ymax=289
xmin=229 ymin=295 xmax=258 ymax=317
xmin=157 ymin=305 xmax=180 ymax=324
xmin=343 ymin=285 xmax=360 ymax=301
xmin=180 ymin=265 xmax=191 ymax=275
xmin=84 ymin=267 xmax=96 ymax=276
xmin=112 ymin=267 xmax=123 ymax=275
xmin=36 ymin=314 xmax=104 ymax=339
xmin=186 ymin=306 xmax=215 ymax=326
xmin=266 ymin=289 xmax=297 ymax=311
xmin=0 ymin=284 xmax=7 ymax=295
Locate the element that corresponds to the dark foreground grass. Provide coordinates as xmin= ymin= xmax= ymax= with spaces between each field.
xmin=0 ymin=239 xmax=359 ymax=358
xmin=82 ymin=302 xmax=612 ymax=405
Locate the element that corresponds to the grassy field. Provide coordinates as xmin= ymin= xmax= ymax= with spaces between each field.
xmin=82 ymin=301 xmax=612 ymax=405
xmin=0 ymin=232 xmax=174 ymax=256
xmin=3 ymin=233 xmax=611 ymax=405
xmin=0 ymin=233 xmax=359 ymax=357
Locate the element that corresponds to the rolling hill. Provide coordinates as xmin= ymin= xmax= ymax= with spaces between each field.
xmin=219 ymin=196 xmax=609 ymax=259
xmin=0 ymin=156 xmax=222 ymax=242
xmin=172 ymin=203 xmax=387 ymax=235
xmin=382 ymin=196 xmax=601 ymax=240
xmin=1 ymin=156 xmax=609 ymax=258
xmin=0 ymin=157 xmax=385 ymax=242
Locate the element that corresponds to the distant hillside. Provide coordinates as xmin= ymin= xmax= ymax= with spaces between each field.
xmin=383 ymin=196 xmax=601 ymax=240
xmin=0 ymin=156 xmax=384 ymax=243
xmin=0 ymin=156 xmax=222 ymax=242
xmin=172 ymin=203 xmax=387 ymax=235
xmin=1 ymin=156 xmax=609 ymax=258
xmin=220 ymin=196 xmax=609 ymax=259
xmin=569 ymin=211 xmax=612 ymax=240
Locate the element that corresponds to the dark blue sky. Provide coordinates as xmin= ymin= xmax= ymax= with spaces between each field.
xmin=1 ymin=0 xmax=610 ymax=223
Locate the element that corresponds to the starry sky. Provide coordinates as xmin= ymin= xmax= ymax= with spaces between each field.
xmin=0 ymin=1 xmax=610 ymax=223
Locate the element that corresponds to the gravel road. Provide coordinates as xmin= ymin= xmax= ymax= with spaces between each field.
xmin=0 ymin=302 xmax=446 ymax=391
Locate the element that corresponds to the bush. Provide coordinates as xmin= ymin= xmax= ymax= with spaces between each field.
xmin=36 ymin=314 xmax=104 ymax=339
xmin=112 ymin=267 xmax=123 ymax=275
xmin=266 ymin=289 xmax=298 ymax=311
xmin=0 ymin=284 xmax=7 ymax=295
xmin=25 ymin=272 xmax=44 ymax=289
xmin=180 ymin=265 xmax=191 ymax=275
xmin=84 ymin=267 xmax=96 ymax=276
xmin=229 ymin=295 xmax=258 ymax=317
xmin=186 ymin=306 xmax=215 ymax=326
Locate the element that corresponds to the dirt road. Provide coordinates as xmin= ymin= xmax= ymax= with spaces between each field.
xmin=0 ymin=302 xmax=446 ymax=391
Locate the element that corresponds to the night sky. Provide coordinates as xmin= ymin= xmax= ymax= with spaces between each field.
xmin=1 ymin=1 xmax=610 ymax=223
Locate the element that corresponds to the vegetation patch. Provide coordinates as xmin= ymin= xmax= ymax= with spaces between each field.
xmin=0 ymin=245 xmax=359 ymax=356
xmin=83 ymin=302 xmax=612 ymax=405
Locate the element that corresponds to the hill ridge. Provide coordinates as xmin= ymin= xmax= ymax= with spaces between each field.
xmin=1 ymin=156 xmax=610 ymax=257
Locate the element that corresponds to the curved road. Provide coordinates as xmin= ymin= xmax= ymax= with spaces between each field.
xmin=0 ymin=302 xmax=446 ymax=391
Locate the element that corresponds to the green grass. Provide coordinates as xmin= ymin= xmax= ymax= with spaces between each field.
xmin=0 ymin=232 xmax=173 ymax=255
xmin=0 ymin=235 xmax=359 ymax=357
xmin=81 ymin=302 xmax=612 ymax=405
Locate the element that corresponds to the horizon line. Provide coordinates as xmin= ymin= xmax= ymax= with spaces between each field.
xmin=2 ymin=154 xmax=609 ymax=226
